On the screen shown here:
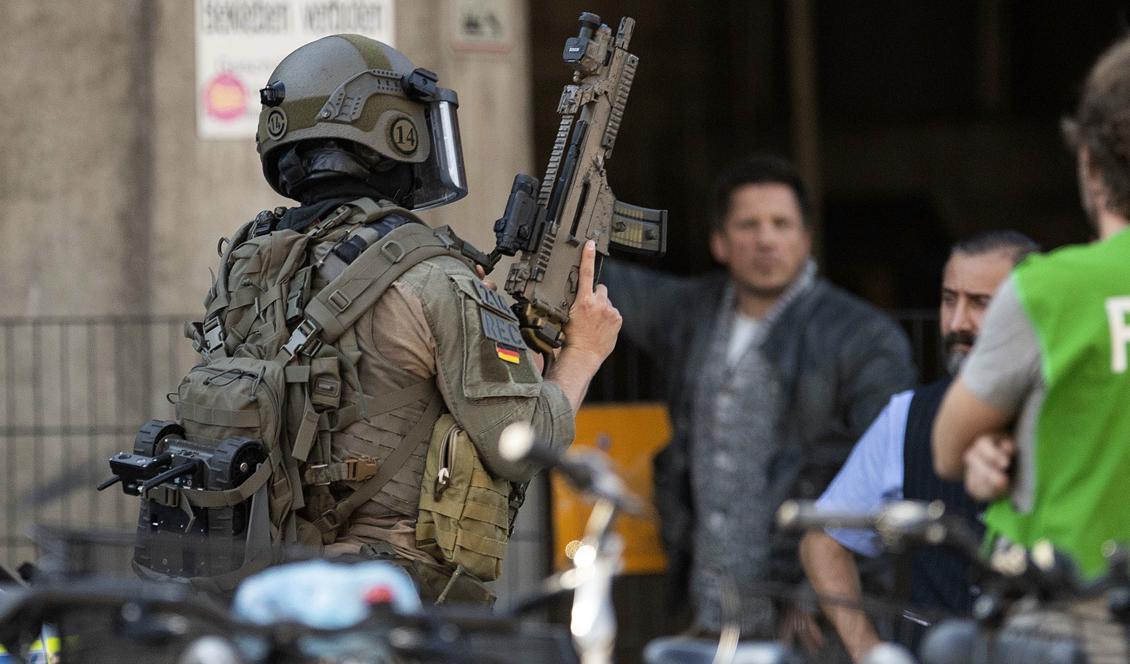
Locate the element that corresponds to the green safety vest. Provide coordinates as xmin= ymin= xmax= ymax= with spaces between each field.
xmin=984 ymin=228 xmax=1130 ymax=577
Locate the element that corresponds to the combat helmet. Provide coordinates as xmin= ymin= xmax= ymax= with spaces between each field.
xmin=256 ymin=34 xmax=467 ymax=210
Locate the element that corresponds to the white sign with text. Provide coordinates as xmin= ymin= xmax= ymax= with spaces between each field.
xmin=196 ymin=0 xmax=395 ymax=139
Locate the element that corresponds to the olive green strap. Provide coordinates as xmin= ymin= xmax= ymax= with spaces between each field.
xmin=304 ymin=223 xmax=458 ymax=345
xmin=227 ymin=281 xmax=285 ymax=312
xmin=303 ymin=457 xmax=379 ymax=485
xmin=312 ymin=392 xmax=442 ymax=535
xmin=273 ymin=224 xmax=458 ymax=365
xmin=179 ymin=462 xmax=272 ymax=508
xmin=290 ymin=395 xmax=321 ymax=462
xmin=284 ymin=366 xmax=310 ymax=382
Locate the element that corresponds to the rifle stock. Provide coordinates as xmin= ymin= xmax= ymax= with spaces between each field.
xmin=491 ymin=12 xmax=667 ymax=354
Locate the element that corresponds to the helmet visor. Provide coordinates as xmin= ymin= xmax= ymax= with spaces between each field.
xmin=410 ymin=95 xmax=468 ymax=210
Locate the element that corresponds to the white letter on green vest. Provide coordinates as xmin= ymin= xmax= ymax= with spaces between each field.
xmin=1107 ymin=296 xmax=1130 ymax=373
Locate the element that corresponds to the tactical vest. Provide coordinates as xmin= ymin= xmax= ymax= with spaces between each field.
xmin=985 ymin=229 xmax=1130 ymax=577
xmin=902 ymin=376 xmax=984 ymax=614
xmin=125 ymin=197 xmax=480 ymax=590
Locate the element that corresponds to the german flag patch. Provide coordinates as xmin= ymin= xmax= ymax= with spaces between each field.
xmin=496 ymin=344 xmax=521 ymax=364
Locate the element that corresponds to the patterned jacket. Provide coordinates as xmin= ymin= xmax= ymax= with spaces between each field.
xmin=601 ymin=261 xmax=916 ymax=596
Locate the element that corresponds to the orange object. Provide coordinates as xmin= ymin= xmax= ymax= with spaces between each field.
xmin=551 ymin=403 xmax=672 ymax=574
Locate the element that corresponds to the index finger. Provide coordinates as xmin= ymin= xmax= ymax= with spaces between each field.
xmin=577 ymin=240 xmax=596 ymax=294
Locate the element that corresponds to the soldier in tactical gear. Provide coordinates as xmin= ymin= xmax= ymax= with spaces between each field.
xmin=229 ymin=34 xmax=620 ymax=603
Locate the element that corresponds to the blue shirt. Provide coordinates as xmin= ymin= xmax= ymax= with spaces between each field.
xmin=814 ymin=389 xmax=914 ymax=557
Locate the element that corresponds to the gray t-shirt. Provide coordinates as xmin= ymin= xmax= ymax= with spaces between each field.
xmin=959 ymin=275 xmax=1045 ymax=511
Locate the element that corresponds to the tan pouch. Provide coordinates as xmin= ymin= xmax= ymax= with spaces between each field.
xmin=416 ymin=414 xmax=511 ymax=581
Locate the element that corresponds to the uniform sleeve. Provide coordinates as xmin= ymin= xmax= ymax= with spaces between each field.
xmin=960 ymin=275 xmax=1042 ymax=415
xmin=815 ymin=391 xmax=912 ymax=557
xmin=409 ymin=260 xmax=575 ymax=482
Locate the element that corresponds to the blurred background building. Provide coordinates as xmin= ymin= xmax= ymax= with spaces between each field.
xmin=1 ymin=0 xmax=1126 ymax=660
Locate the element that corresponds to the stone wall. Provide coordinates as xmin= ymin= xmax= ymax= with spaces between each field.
xmin=0 ymin=0 xmax=534 ymax=318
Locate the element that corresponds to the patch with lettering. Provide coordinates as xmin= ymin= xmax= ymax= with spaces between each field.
xmin=464 ymin=277 xmax=527 ymax=352
xmin=480 ymin=308 xmax=526 ymax=350
xmin=473 ymin=280 xmax=518 ymax=320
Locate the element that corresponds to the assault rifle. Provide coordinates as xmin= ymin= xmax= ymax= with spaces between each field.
xmin=489 ymin=11 xmax=668 ymax=354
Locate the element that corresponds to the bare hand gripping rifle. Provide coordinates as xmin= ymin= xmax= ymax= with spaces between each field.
xmin=489 ymin=12 xmax=668 ymax=354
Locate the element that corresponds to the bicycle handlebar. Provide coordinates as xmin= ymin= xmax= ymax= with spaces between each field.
xmin=777 ymin=499 xmax=1130 ymax=608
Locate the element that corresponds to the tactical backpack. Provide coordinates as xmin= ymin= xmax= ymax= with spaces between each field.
xmin=102 ymin=198 xmax=479 ymax=591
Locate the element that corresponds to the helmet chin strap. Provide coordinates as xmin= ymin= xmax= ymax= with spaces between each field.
xmin=276 ymin=141 xmax=415 ymax=207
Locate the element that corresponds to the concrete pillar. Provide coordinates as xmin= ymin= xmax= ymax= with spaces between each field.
xmin=0 ymin=2 xmax=153 ymax=317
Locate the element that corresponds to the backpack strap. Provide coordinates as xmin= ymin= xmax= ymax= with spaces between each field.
xmin=309 ymin=222 xmax=462 ymax=343
xmin=178 ymin=462 xmax=273 ymax=509
xmin=317 ymin=215 xmax=415 ymax=284
xmin=273 ymin=222 xmax=463 ymax=363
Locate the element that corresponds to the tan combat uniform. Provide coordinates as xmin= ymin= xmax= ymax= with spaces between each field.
xmin=303 ymin=216 xmax=575 ymax=582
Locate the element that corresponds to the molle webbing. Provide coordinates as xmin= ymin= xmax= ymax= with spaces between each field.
xmin=278 ymin=215 xmax=467 ymax=536
xmin=313 ymin=392 xmax=443 ymax=535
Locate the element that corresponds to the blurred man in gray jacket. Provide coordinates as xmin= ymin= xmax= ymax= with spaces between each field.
xmin=603 ymin=155 xmax=915 ymax=645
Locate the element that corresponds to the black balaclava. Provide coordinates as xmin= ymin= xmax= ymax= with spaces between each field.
xmin=273 ymin=140 xmax=416 ymax=231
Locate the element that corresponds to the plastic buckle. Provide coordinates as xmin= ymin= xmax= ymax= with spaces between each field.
xmin=345 ymin=458 xmax=378 ymax=481
xmin=433 ymin=227 xmax=456 ymax=249
xmin=282 ymin=319 xmax=322 ymax=358
xmin=202 ymin=317 xmax=224 ymax=353
xmin=328 ymin=289 xmax=352 ymax=313
xmin=285 ymin=270 xmax=308 ymax=322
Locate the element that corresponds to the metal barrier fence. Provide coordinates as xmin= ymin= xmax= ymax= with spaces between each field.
xmin=0 ymin=315 xmax=195 ymax=570
xmin=0 ymin=310 xmax=942 ymax=581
